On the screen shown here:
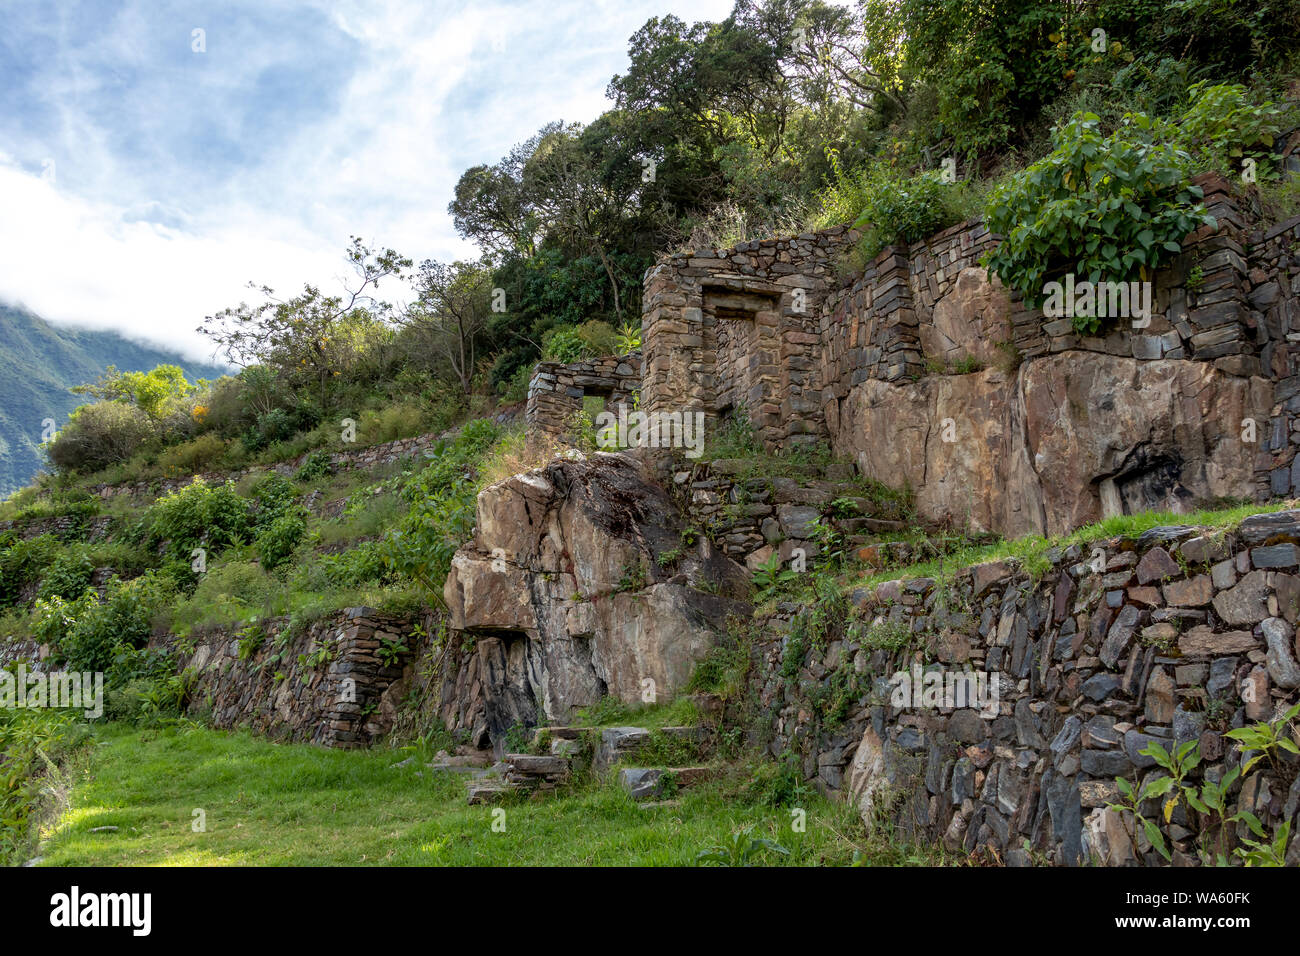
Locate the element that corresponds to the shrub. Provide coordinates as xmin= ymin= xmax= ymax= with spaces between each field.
xmin=576 ymin=319 xmax=618 ymax=356
xmin=33 ymin=571 xmax=172 ymax=676
xmin=358 ymin=401 xmax=426 ymax=444
xmin=46 ymin=401 xmax=154 ymax=474
xmin=249 ymin=472 xmax=298 ymax=530
xmin=256 ymin=512 xmax=306 ymax=571
xmin=320 ymin=541 xmax=390 ymax=587
xmin=851 ymin=167 xmax=962 ymax=261
xmin=542 ymin=325 xmax=587 ymax=363
xmin=34 ymin=550 xmax=95 ymax=602
xmin=983 ymin=111 xmax=1213 ymax=332
xmin=541 ymin=321 xmax=618 ymax=364
xmin=148 ymin=478 xmax=250 ymax=554
xmin=0 ymin=535 xmax=61 ymax=608
xmin=1178 ymin=82 xmax=1289 ymax=180
xmin=294 ymin=450 xmax=335 ymax=483
xmin=157 ymin=432 xmax=227 ymax=476
xmin=378 ymin=418 xmax=499 ymax=593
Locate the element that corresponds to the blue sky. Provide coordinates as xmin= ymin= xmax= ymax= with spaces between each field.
xmin=0 ymin=0 xmax=735 ymax=359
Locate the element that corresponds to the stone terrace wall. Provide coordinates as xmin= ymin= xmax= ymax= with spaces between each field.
xmin=749 ymin=510 xmax=1300 ymax=866
xmin=1249 ymin=212 xmax=1300 ymax=499
xmin=525 ymin=352 xmax=641 ymax=442
xmin=641 ymin=227 xmax=858 ymax=451
xmin=173 ymin=607 xmax=421 ymax=748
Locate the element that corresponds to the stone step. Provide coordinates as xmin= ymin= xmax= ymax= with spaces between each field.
xmin=593 ymin=725 xmax=710 ymax=769
xmin=466 ymin=778 xmax=515 ymax=805
xmin=618 ymin=766 xmax=715 ymax=801
xmin=464 ymin=752 xmax=574 ymax=804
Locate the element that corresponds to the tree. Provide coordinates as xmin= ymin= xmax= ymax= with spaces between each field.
xmin=71 ymin=364 xmax=196 ymax=421
xmin=198 ymin=238 xmax=410 ymax=412
xmin=403 ymin=260 xmax=494 ymax=396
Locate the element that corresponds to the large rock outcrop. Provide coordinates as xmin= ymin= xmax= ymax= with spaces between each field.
xmin=443 ymin=452 xmax=750 ymax=750
xmin=831 ymin=353 xmax=1273 ymax=538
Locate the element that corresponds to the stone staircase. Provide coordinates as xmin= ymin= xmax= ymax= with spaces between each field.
xmin=461 ymin=703 xmax=721 ymax=805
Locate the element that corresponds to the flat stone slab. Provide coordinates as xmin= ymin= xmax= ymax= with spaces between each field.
xmin=618 ymin=766 xmax=715 ymax=800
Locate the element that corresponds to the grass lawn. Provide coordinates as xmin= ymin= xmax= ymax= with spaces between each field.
xmin=34 ymin=722 xmax=931 ymax=867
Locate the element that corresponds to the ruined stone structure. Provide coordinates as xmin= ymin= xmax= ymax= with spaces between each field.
xmin=525 ymin=351 xmax=641 ymax=442
xmin=638 ymin=173 xmax=1300 ymax=537
xmin=641 ymin=229 xmax=857 ymax=449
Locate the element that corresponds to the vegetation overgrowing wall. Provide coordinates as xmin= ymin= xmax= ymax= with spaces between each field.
xmin=749 ymin=511 xmax=1300 ymax=866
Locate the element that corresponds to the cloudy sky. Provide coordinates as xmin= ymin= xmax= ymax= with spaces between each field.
xmin=0 ymin=0 xmax=736 ymax=361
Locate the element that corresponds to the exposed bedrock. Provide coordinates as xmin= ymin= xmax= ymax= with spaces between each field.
xmin=831 ymin=352 xmax=1274 ymax=538
xmin=443 ymin=452 xmax=750 ymax=749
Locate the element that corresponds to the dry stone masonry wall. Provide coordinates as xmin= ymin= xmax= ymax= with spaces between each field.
xmin=749 ymin=510 xmax=1300 ymax=866
xmin=525 ymin=351 xmax=641 ymax=443
xmin=174 ymin=608 xmax=422 ymax=748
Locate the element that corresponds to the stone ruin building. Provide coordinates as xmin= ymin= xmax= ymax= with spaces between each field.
xmin=527 ymin=171 xmax=1300 ymax=540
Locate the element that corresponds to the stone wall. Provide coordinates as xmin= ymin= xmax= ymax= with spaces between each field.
xmin=525 ymin=352 xmax=641 ymax=442
xmin=668 ymin=458 xmax=920 ymax=571
xmin=641 ymin=227 xmax=858 ymax=450
xmin=748 ymin=510 xmax=1300 ymax=866
xmin=174 ymin=607 xmax=423 ymax=748
xmin=641 ymin=174 xmax=1300 ymax=537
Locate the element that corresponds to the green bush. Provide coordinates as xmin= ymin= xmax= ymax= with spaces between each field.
xmin=294 ymin=450 xmax=335 ymax=483
xmin=46 ymin=401 xmax=155 ymax=474
xmin=852 ymin=167 xmax=962 ymax=260
xmin=157 ymin=432 xmax=227 ymax=475
xmin=1178 ymin=82 xmax=1289 ymax=180
xmin=35 ymin=550 xmax=95 ymax=602
xmin=249 ymin=472 xmax=298 ymax=529
xmin=320 ymin=541 xmax=390 ymax=588
xmin=0 ymin=535 xmax=61 ymax=608
xmin=542 ymin=325 xmax=588 ymax=363
xmin=379 ymin=418 xmax=499 ymax=592
xmin=148 ymin=478 xmax=250 ymax=554
xmin=0 ymin=706 xmax=88 ymax=864
xmin=256 ymin=512 xmax=306 ymax=571
xmin=983 ymin=111 xmax=1213 ymax=332
xmin=33 ymin=570 xmax=172 ymax=676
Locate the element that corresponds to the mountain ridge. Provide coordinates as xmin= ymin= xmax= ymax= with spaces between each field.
xmin=0 ymin=303 xmax=226 ymax=498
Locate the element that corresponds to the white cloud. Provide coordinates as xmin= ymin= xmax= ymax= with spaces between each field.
xmin=0 ymin=0 xmax=735 ymax=361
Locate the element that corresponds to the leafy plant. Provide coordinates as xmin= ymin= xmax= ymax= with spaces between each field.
xmin=751 ymin=551 xmax=795 ymax=597
xmin=984 ymin=111 xmax=1214 ymax=333
xmin=615 ymin=321 xmax=641 ymax=354
xmin=1223 ymin=700 xmax=1300 ymax=774
xmin=1178 ymin=81 xmax=1287 ymax=180
xmin=695 ymin=825 xmax=790 ymax=866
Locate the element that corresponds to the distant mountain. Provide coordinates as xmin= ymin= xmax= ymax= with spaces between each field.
xmin=0 ymin=304 xmax=227 ymax=498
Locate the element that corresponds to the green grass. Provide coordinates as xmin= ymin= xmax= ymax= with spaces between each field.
xmin=32 ymin=722 xmax=922 ymax=867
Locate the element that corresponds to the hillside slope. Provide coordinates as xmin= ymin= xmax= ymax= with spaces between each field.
xmin=0 ymin=303 xmax=225 ymax=497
